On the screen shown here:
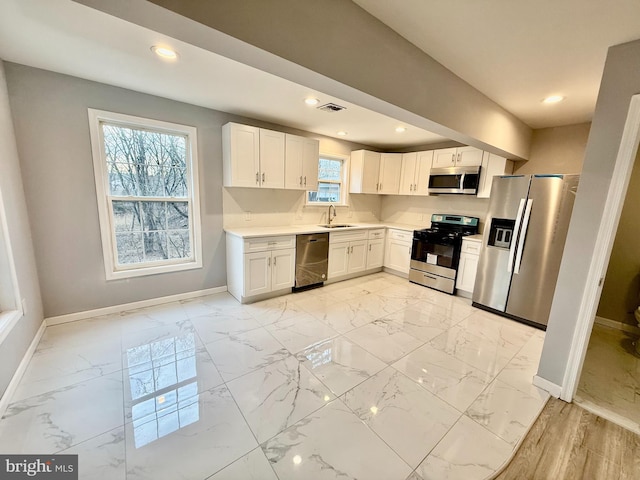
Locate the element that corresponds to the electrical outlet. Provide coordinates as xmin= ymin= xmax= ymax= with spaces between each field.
xmin=244 ymin=211 xmax=252 ymax=221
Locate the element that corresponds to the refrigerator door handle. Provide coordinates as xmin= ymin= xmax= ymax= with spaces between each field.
xmin=514 ymin=199 xmax=533 ymax=274
xmin=508 ymin=198 xmax=527 ymax=273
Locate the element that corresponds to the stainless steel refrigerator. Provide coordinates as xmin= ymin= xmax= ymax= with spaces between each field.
xmin=472 ymin=174 xmax=579 ymax=329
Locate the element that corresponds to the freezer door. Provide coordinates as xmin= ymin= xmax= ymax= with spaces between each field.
xmin=505 ymin=175 xmax=579 ymax=325
xmin=473 ymin=176 xmax=531 ymax=311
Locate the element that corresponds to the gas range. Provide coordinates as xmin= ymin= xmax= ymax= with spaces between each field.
xmin=409 ymin=214 xmax=479 ymax=294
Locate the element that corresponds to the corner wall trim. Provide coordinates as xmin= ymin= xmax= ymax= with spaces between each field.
xmin=0 ymin=320 xmax=46 ymax=418
xmin=595 ymin=316 xmax=640 ymax=335
xmin=46 ymin=286 xmax=228 ymax=326
xmin=533 ymin=375 xmax=562 ymax=398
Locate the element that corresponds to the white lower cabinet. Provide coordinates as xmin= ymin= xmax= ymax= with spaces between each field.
xmin=455 ymin=238 xmax=482 ymax=296
xmin=227 ymin=234 xmax=295 ymax=303
xmin=384 ymin=229 xmax=412 ymax=274
xmin=328 ymin=229 xmax=384 ymax=280
xmin=366 ymin=239 xmax=385 ymax=269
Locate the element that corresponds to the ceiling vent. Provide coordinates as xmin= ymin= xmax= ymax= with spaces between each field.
xmin=317 ymin=103 xmax=347 ymax=113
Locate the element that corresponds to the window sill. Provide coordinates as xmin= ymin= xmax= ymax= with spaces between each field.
xmin=305 ymin=203 xmax=350 ymax=208
xmin=106 ymin=258 xmax=203 ymax=281
xmin=0 ymin=309 xmax=22 ymax=345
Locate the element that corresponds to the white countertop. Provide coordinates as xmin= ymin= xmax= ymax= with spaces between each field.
xmin=224 ymin=222 xmax=421 ymax=238
xmin=464 ymin=234 xmax=484 ymax=242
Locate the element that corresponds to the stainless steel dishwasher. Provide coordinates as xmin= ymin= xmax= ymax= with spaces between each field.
xmin=295 ymin=233 xmax=329 ymax=289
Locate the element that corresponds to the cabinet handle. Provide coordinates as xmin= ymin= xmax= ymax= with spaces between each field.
xmin=256 ymin=172 xmax=259 ymax=184
xmin=414 ymin=183 xmax=417 ymax=191
xmin=300 ymin=175 xmax=303 ymax=186
xmin=273 ymin=257 xmax=277 ymax=266
xmin=369 ymin=244 xmax=371 ymax=251
xmin=304 ymin=176 xmax=307 ymax=186
xmin=376 ymin=183 xmax=379 ymax=191
xmin=451 ymin=154 xmax=455 ymax=163
xmin=262 ymin=172 xmax=265 ymax=183
xmin=268 ymin=257 xmax=271 ymax=267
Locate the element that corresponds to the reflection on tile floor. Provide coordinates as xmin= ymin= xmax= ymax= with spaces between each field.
xmin=0 ymin=273 xmax=550 ymax=479
xmin=575 ymin=323 xmax=640 ymax=434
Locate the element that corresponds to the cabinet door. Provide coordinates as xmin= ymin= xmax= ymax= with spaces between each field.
xmin=456 ymin=252 xmax=479 ymax=292
xmin=399 ymin=152 xmax=417 ymax=195
xmin=223 ymin=123 xmax=260 ymax=187
xmin=348 ymin=240 xmax=367 ymax=273
xmin=243 ymin=251 xmax=271 ymax=296
xmin=432 ymin=148 xmax=457 ymax=168
xmin=259 ymin=129 xmax=285 ymax=188
xmin=378 ymin=153 xmax=402 ymax=194
xmin=366 ymin=239 xmax=384 ymax=269
xmin=272 ymin=248 xmax=295 ymax=290
xmin=301 ymin=137 xmax=319 ymax=191
xmin=477 ymin=152 xmax=511 ymax=198
xmin=328 ymin=242 xmax=349 ymax=278
xmin=284 ymin=134 xmax=304 ymax=190
xmin=386 ymin=240 xmax=411 ymax=274
xmin=414 ymin=150 xmax=433 ymax=196
xmin=456 ymin=146 xmax=483 ymax=167
xmin=361 ymin=151 xmax=381 ymax=193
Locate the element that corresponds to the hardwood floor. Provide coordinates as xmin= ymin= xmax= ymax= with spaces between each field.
xmin=494 ymin=397 xmax=640 ymax=479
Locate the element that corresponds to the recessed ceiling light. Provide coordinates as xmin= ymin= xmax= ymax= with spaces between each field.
xmin=337 ymin=131 xmax=348 ymax=136
xmin=151 ymin=46 xmax=178 ymax=60
xmin=304 ymin=97 xmax=319 ymax=106
xmin=395 ymin=126 xmax=407 ymax=133
xmin=542 ymin=95 xmax=565 ymax=104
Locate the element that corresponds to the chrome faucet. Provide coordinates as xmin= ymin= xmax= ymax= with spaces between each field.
xmin=328 ymin=204 xmax=337 ymax=226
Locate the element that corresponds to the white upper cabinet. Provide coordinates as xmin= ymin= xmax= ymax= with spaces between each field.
xmin=223 ymin=122 xmax=286 ymax=189
xmin=350 ymin=150 xmax=381 ymax=194
xmin=284 ymin=134 xmax=319 ymax=191
xmin=350 ymin=150 xmax=402 ymax=194
xmin=259 ymin=129 xmax=285 ymax=189
xmin=432 ymin=146 xmax=483 ymax=168
xmin=477 ymin=152 xmax=514 ymax=198
xmin=378 ymin=153 xmax=402 ymax=194
xmin=222 ymin=123 xmax=260 ymax=187
xmin=399 ymin=151 xmax=433 ymax=195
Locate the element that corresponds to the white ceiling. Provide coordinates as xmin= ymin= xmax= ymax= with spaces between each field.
xmin=1 ymin=0 xmax=639 ymax=148
xmin=354 ymin=0 xmax=640 ymax=129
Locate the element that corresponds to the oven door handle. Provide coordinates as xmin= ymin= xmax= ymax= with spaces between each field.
xmin=514 ymin=199 xmax=533 ymax=274
xmin=508 ymin=198 xmax=526 ymax=273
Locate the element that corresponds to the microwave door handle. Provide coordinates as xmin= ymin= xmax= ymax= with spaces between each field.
xmin=514 ymin=199 xmax=533 ymax=274
xmin=459 ymin=173 xmax=465 ymax=189
xmin=507 ymin=198 xmax=527 ymax=273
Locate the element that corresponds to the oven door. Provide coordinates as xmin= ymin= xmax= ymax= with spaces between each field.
xmin=411 ymin=233 xmax=461 ymax=271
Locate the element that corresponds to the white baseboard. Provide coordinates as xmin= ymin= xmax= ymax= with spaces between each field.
xmin=594 ymin=316 xmax=640 ymax=335
xmin=46 ymin=286 xmax=228 ymax=326
xmin=0 ymin=320 xmax=46 ymax=418
xmin=533 ymin=375 xmax=562 ymax=398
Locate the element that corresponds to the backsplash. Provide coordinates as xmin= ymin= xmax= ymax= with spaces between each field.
xmin=381 ymin=195 xmax=490 ymax=232
xmin=223 ymin=188 xmax=382 ymax=228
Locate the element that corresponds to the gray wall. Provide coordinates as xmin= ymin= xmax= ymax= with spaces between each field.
xmin=513 ymin=123 xmax=591 ymax=175
xmin=77 ymin=0 xmax=532 ymax=160
xmin=5 ymin=63 xmax=374 ymax=318
xmin=537 ymin=38 xmax=640 ymax=386
xmin=0 ymin=61 xmax=43 ymax=396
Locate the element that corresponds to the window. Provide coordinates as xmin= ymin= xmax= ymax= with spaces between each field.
xmin=0 ymin=187 xmax=22 ymax=344
xmin=89 ymin=110 xmax=202 ymax=280
xmin=307 ymin=154 xmax=347 ymax=204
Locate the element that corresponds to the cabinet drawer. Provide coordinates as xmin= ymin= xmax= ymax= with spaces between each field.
xmin=388 ymin=229 xmax=412 ymax=242
xmin=244 ymin=235 xmax=295 ymax=253
xmin=368 ymin=228 xmax=385 ymax=240
xmin=461 ymin=239 xmax=482 ymax=255
xmin=329 ymin=229 xmax=368 ymax=243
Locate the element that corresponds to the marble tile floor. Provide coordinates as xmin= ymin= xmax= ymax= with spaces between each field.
xmin=575 ymin=323 xmax=640 ymax=435
xmin=0 ymin=272 xmax=550 ymax=480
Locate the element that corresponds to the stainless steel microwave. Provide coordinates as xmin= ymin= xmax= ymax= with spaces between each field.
xmin=428 ymin=166 xmax=481 ymax=195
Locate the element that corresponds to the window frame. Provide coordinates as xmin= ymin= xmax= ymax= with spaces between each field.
xmin=88 ymin=109 xmax=202 ymax=281
xmin=0 ymin=186 xmax=23 ymax=345
xmin=306 ymin=152 xmax=349 ymax=206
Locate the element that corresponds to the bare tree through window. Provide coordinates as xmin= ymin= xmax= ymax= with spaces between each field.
xmin=102 ymin=124 xmax=192 ymax=265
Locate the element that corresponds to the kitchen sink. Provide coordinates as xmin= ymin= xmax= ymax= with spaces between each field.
xmin=318 ymin=224 xmax=353 ymax=229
